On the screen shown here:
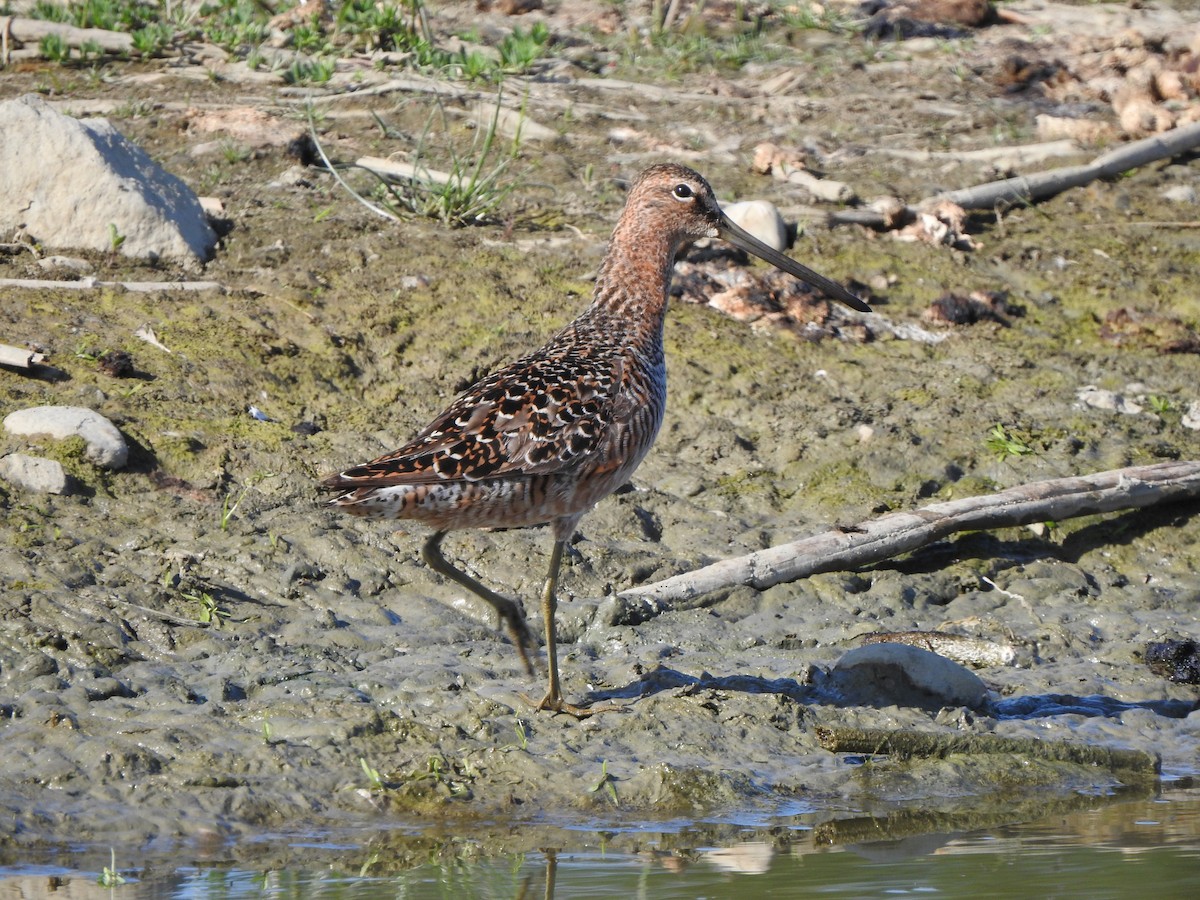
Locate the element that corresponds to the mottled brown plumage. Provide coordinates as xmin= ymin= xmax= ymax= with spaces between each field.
xmin=321 ymin=163 xmax=868 ymax=715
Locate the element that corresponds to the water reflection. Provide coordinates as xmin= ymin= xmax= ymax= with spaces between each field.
xmin=2 ymin=789 xmax=1198 ymax=899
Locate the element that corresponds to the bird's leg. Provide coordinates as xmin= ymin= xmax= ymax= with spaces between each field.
xmin=537 ymin=538 xmax=566 ymax=711
xmin=533 ymin=539 xmax=617 ymax=719
xmin=421 ymin=531 xmax=536 ymax=676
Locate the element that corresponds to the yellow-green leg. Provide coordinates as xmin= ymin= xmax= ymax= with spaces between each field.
xmin=422 ymin=531 xmax=535 ymax=676
xmin=537 ymin=539 xmax=566 ymax=710
xmin=535 ymin=539 xmax=613 ymax=718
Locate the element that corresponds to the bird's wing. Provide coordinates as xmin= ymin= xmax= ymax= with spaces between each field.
xmin=320 ymin=344 xmax=625 ymax=492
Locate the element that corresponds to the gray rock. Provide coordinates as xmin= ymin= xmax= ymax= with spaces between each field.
xmin=1183 ymin=401 xmax=1200 ymax=431
xmin=0 ymin=94 xmax=217 ymax=266
xmin=828 ymin=643 xmax=989 ymax=710
xmin=1076 ymin=385 xmax=1143 ymax=415
xmin=36 ymin=255 xmax=94 ymax=274
xmin=721 ymin=200 xmax=788 ymax=252
xmin=0 ymin=453 xmax=69 ymax=494
xmin=3 ymin=405 xmax=128 ymax=470
xmin=1161 ymin=184 xmax=1197 ymax=204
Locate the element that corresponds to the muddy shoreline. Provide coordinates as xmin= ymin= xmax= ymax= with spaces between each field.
xmin=3 ymin=0 xmax=1200 ymax=857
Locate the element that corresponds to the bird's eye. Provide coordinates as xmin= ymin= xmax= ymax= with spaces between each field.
xmin=672 ymin=184 xmax=694 ymax=201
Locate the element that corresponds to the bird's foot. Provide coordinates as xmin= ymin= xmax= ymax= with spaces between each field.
xmin=499 ymin=610 xmax=539 ymax=678
xmin=522 ymin=691 xmax=625 ymax=719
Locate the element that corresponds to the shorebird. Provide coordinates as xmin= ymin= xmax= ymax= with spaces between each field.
xmin=321 ymin=163 xmax=868 ymax=716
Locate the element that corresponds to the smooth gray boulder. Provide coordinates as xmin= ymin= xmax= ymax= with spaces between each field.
xmin=0 ymin=94 xmax=217 ymax=266
xmin=3 ymin=405 xmax=128 ymax=470
xmin=828 ymin=643 xmax=990 ymax=711
xmin=0 ymin=453 xmax=69 ymax=494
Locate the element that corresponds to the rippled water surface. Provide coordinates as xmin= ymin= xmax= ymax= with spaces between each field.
xmin=3 ymin=792 xmax=1198 ymax=899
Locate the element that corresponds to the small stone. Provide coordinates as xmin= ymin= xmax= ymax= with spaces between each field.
xmin=828 ymin=643 xmax=989 ymax=710
xmin=0 ymin=453 xmax=69 ymax=494
xmin=1182 ymin=401 xmax=1200 ymax=430
xmin=1160 ymin=184 xmax=1197 ymax=204
xmin=1075 ymin=385 xmax=1143 ymax=415
xmin=721 ymin=200 xmax=788 ymax=252
xmin=3 ymin=405 xmax=129 ymax=469
xmin=36 ymin=255 xmax=94 ymax=274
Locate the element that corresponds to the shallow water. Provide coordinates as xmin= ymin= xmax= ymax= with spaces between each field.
xmin=3 ymin=792 xmax=1197 ymax=899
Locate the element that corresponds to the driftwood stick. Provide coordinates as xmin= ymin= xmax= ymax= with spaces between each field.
xmin=0 ymin=277 xmax=224 ymax=292
xmin=357 ymin=156 xmax=454 ymax=186
xmin=873 ymin=139 xmax=1080 ymax=168
xmin=832 ymin=121 xmax=1200 ymax=228
xmin=606 ymin=461 xmax=1200 ymax=623
xmin=814 ymin=726 xmax=1161 ymax=775
xmin=4 ymin=17 xmax=136 ymax=55
xmin=0 ymin=342 xmax=45 ymax=368
xmin=300 ymin=75 xmax=482 ymax=103
xmin=940 ymin=120 xmax=1200 ymax=209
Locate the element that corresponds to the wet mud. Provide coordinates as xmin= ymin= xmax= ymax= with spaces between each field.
xmin=1 ymin=1 xmax=1199 ymax=859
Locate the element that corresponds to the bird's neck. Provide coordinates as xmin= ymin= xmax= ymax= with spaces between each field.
xmin=588 ymin=217 xmax=679 ymax=341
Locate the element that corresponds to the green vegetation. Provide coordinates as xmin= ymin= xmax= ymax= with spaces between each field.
xmin=363 ymin=95 xmax=523 ymax=226
xmin=219 ymin=472 xmax=277 ymax=531
xmin=107 ymin=223 xmax=126 ymax=254
xmin=360 ymin=756 xmax=385 ymax=791
xmin=985 ymin=424 xmax=1036 ymax=461
xmin=283 ymin=55 xmax=337 ymax=85
xmin=32 ymin=0 xmax=160 ymax=32
xmin=604 ymin=0 xmax=858 ymax=80
xmin=589 ymin=759 xmax=620 ymax=807
xmin=19 ymin=0 xmax=853 ymax=86
xmin=497 ymin=22 xmax=550 ymax=74
xmin=181 ymin=588 xmax=228 ymax=627
xmin=131 ymin=21 xmax=174 ymax=57
xmin=97 ymin=849 xmax=128 ymax=887
xmin=38 ymin=32 xmax=70 ymax=63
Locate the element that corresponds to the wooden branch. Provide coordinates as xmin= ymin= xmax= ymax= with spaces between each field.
xmin=357 ymin=156 xmax=453 ymax=186
xmin=299 ymin=75 xmax=481 ymax=104
xmin=832 ymin=120 xmax=1200 ymax=228
xmin=872 ymin=139 xmax=1080 ymax=169
xmin=0 ymin=342 xmax=45 ymax=368
xmin=815 ymin=726 xmax=1160 ymax=775
xmin=940 ymin=120 xmax=1200 ymax=210
xmin=0 ymin=277 xmax=224 ymax=292
xmin=2 ymin=16 xmax=135 ymax=56
xmin=602 ymin=461 xmax=1200 ymax=625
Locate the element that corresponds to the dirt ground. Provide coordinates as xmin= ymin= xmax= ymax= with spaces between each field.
xmin=1 ymin=0 xmax=1199 ymax=863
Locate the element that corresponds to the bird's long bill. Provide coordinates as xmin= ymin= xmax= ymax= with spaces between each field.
xmin=718 ymin=215 xmax=870 ymax=312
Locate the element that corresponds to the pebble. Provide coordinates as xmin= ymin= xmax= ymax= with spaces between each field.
xmin=1160 ymin=184 xmax=1197 ymax=204
xmin=720 ymin=200 xmax=788 ymax=252
xmin=0 ymin=453 xmax=69 ymax=494
xmin=36 ymin=255 xmax=94 ymax=274
xmin=1182 ymin=401 xmax=1200 ymax=431
xmin=3 ymin=405 xmax=129 ymax=469
xmin=1075 ymin=385 xmax=1143 ymax=415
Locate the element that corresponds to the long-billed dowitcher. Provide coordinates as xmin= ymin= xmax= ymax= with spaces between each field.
xmin=321 ymin=163 xmax=868 ymax=716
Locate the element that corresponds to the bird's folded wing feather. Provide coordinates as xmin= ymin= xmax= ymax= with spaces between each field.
xmin=321 ymin=348 xmax=625 ymax=491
